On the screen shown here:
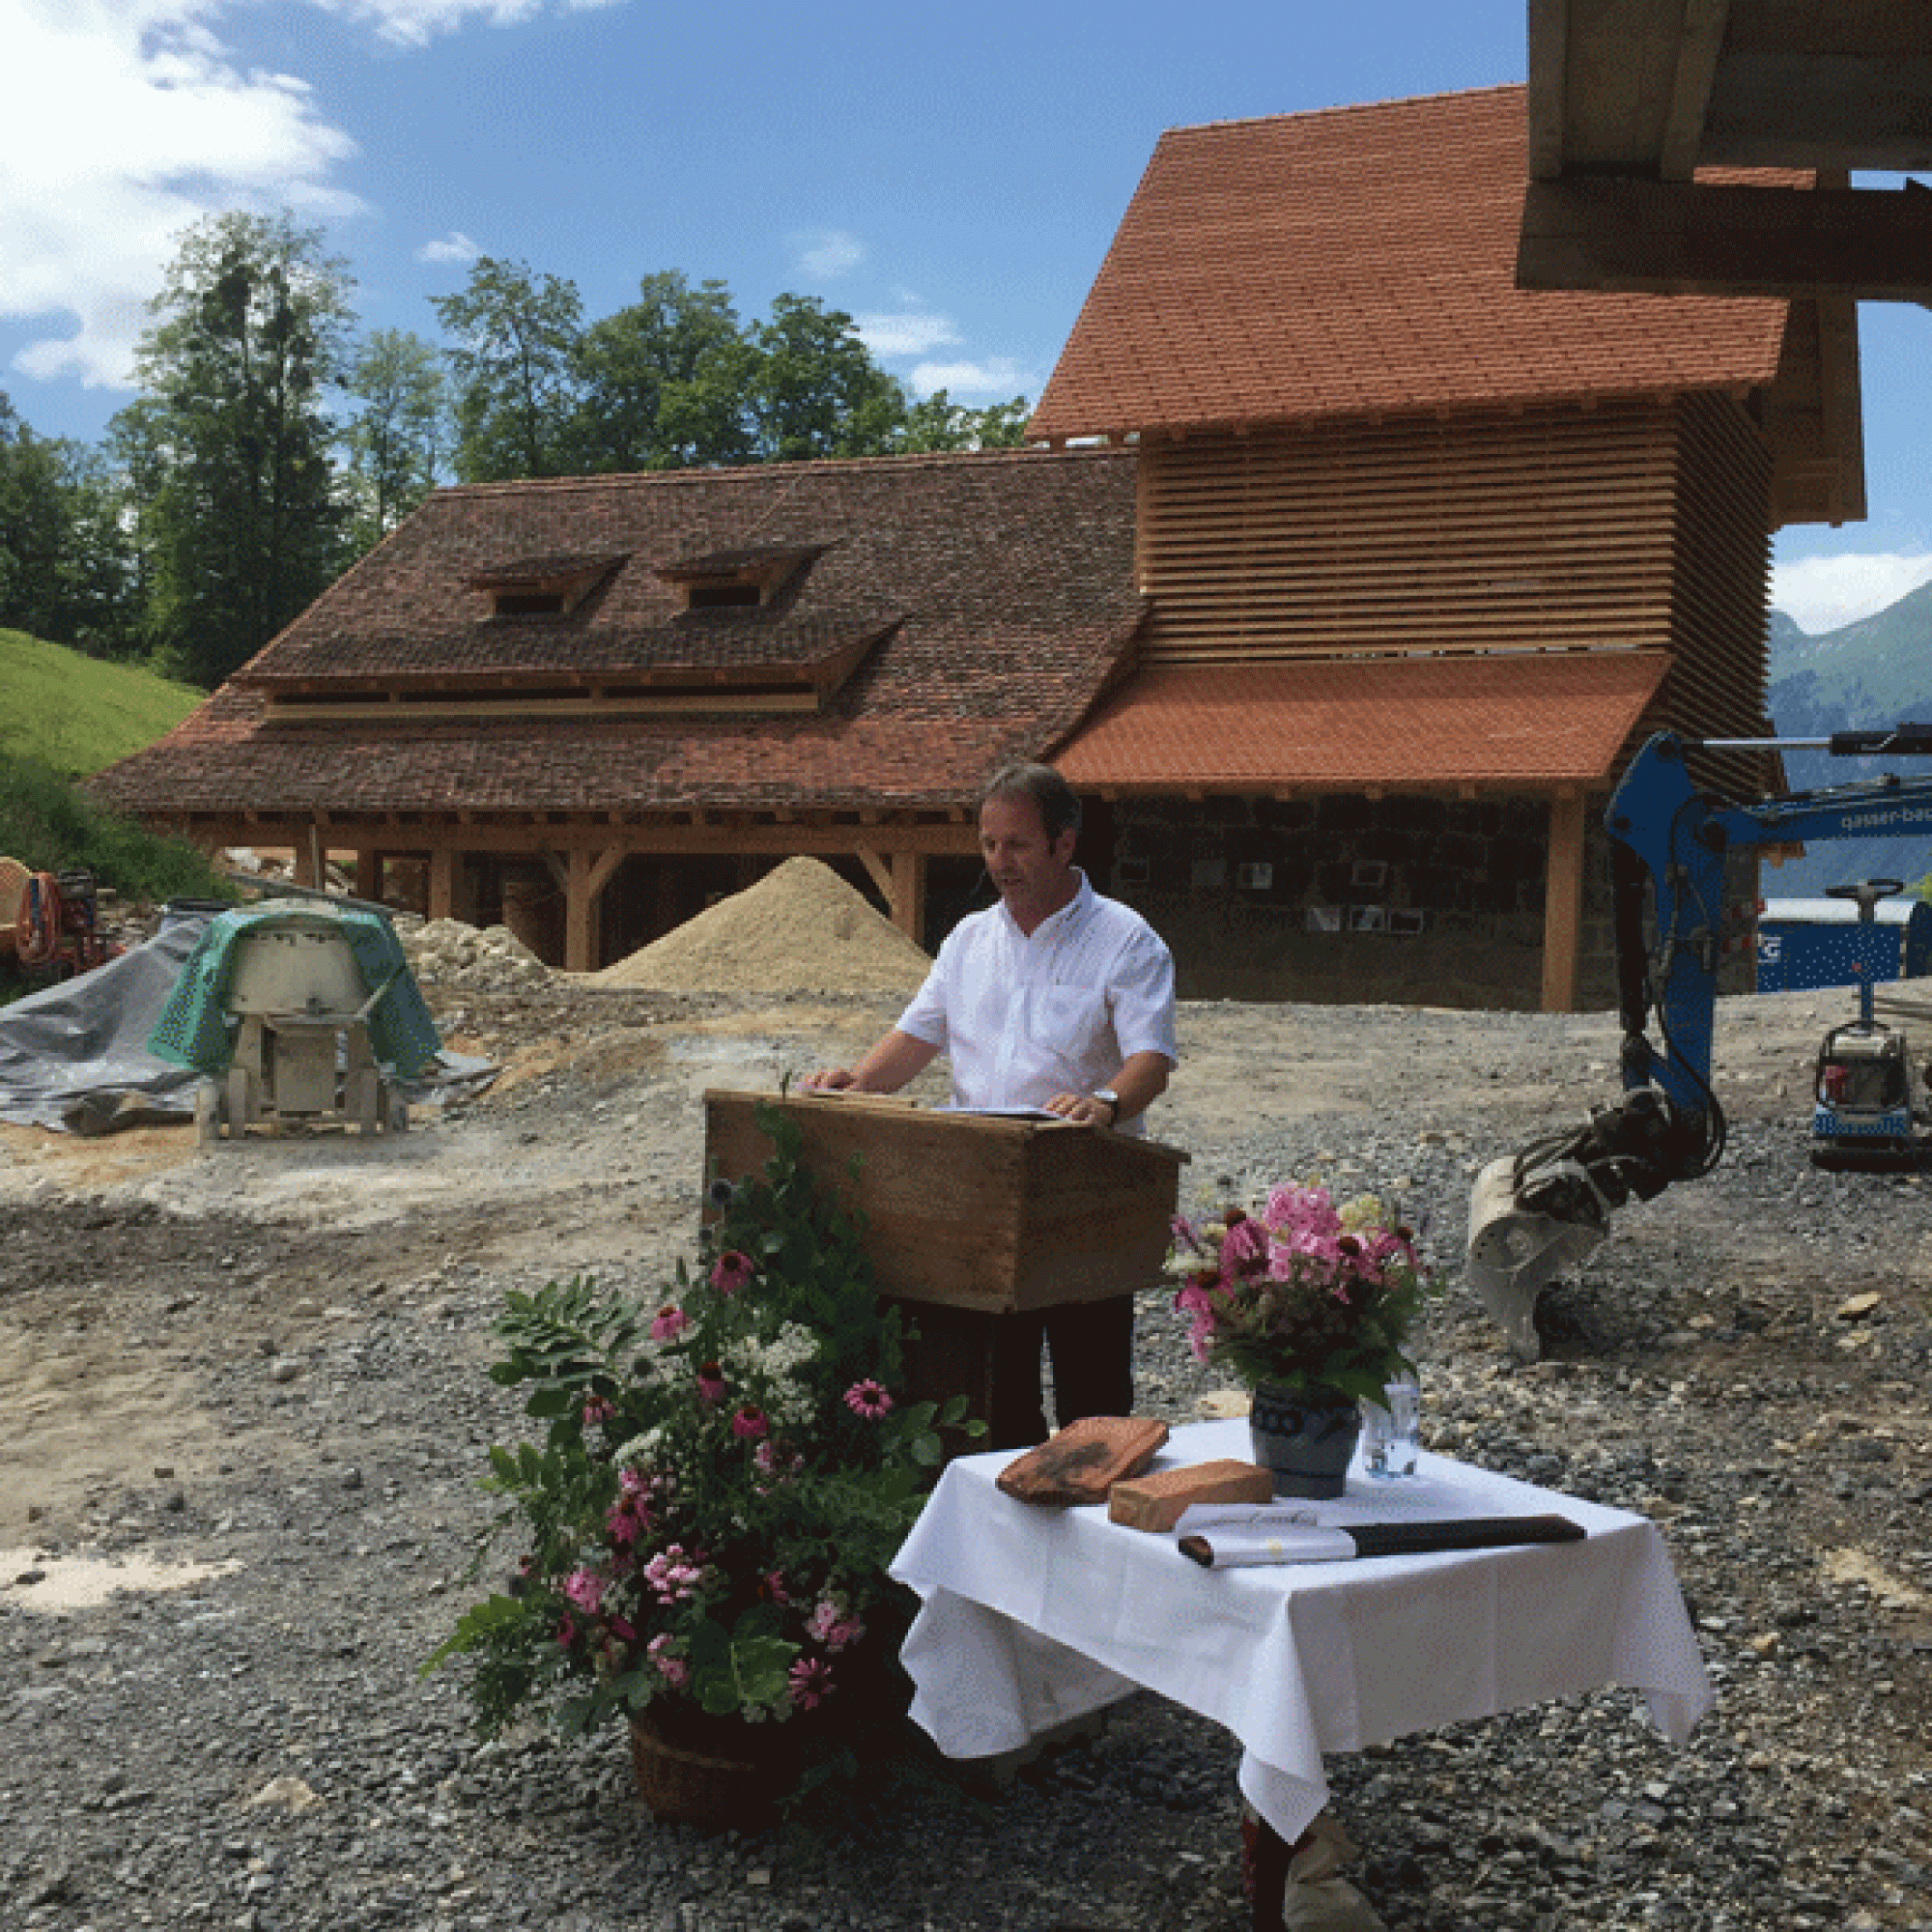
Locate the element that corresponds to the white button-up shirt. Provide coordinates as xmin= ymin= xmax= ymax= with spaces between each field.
xmin=896 ymin=872 xmax=1177 ymax=1131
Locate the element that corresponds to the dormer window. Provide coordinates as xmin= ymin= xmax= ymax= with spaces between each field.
xmin=656 ymin=543 xmax=825 ymax=613
xmin=470 ymin=553 xmax=624 ymax=619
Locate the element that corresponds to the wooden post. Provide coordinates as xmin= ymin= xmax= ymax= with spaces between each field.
xmin=1541 ymin=791 xmax=1586 ymax=1014
xmin=427 ymin=845 xmax=456 ymax=923
xmin=298 ymin=826 xmax=323 ymax=890
xmin=355 ymin=848 xmax=383 ymax=905
xmin=889 ymin=850 xmax=926 ymax=946
xmin=564 ymin=847 xmax=626 ymax=973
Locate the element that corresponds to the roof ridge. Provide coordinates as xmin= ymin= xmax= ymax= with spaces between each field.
xmin=440 ymin=444 xmax=1132 ymax=501
xmin=1160 ymin=81 xmax=1524 ymax=140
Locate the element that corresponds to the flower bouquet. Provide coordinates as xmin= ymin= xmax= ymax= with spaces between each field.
xmin=1169 ymin=1179 xmax=1435 ymax=1495
xmin=1168 ymin=1180 xmax=1436 ymax=1406
xmin=428 ymin=1101 xmax=979 ymax=1814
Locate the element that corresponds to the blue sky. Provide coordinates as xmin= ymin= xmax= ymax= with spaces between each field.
xmin=3 ymin=0 xmax=1927 ymax=635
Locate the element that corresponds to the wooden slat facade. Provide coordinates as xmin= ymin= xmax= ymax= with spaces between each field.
xmin=1133 ymin=398 xmax=1768 ymax=726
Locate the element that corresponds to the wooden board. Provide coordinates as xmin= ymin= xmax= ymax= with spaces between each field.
xmin=702 ymin=1090 xmax=1188 ymax=1314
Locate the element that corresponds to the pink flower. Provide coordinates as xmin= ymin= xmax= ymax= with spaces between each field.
xmin=808 ymin=1599 xmax=865 ymax=1651
xmin=788 ymin=1657 xmax=834 ymax=1710
xmin=641 ymin=1547 xmax=705 ymax=1605
xmin=763 ymin=1569 xmax=790 ymax=1604
xmin=731 ymin=1405 xmax=769 ymax=1441
xmin=696 ymin=1361 xmax=727 ymax=1403
xmin=562 ymin=1568 xmax=605 ymax=1613
xmin=607 ymin=1500 xmax=641 ymax=1546
xmin=842 ymin=1378 xmax=893 ymax=1421
xmin=710 ymin=1249 xmax=753 ymax=1295
xmin=582 ymin=1395 xmax=614 ymax=1426
xmin=606 ymin=1612 xmax=637 ymax=1643
xmin=649 ymin=1304 xmax=688 ymax=1342
xmin=556 ymin=1612 xmax=575 ymax=1648
xmin=648 ymin=1634 xmax=689 ymax=1689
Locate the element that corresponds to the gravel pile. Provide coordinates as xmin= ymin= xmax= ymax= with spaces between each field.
xmin=2 ymin=986 xmax=1929 ymax=1932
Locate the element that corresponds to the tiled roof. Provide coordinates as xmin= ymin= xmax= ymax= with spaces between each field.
xmin=1029 ymin=86 xmax=1794 ymax=442
xmin=1050 ymin=652 xmax=1672 ymax=790
xmin=90 ymin=450 xmax=1146 ymax=819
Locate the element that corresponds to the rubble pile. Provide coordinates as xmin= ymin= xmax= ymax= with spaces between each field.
xmin=593 ymin=856 xmax=931 ymax=995
xmin=397 ymin=916 xmax=549 ymax=990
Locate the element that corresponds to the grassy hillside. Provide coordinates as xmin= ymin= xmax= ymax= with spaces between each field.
xmin=0 ymin=627 xmax=203 ymax=778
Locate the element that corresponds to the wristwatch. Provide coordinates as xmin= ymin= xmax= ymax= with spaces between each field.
xmin=1093 ymin=1088 xmax=1121 ymax=1124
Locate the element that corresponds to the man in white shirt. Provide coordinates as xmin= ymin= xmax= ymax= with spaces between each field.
xmin=801 ymin=763 xmax=1177 ymax=1441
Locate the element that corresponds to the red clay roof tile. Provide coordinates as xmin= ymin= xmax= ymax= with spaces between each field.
xmin=91 ymin=450 xmax=1146 ymax=820
xmin=1029 ymin=87 xmax=1792 ymax=442
xmin=1051 ymin=651 xmax=1671 ymax=789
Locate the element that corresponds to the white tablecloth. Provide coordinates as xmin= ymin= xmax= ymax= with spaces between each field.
xmin=889 ymin=1418 xmax=1713 ymax=1842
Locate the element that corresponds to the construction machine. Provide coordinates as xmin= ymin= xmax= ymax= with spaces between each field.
xmin=1465 ymin=725 xmax=1932 ymax=1358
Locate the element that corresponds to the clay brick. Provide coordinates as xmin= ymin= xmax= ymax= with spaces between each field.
xmin=996 ymin=1417 xmax=1170 ymax=1509
xmin=1107 ymin=1459 xmax=1274 ymax=1533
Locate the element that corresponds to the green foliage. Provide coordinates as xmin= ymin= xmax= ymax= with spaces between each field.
xmin=345 ymin=329 xmax=449 ymax=545
xmin=430 ymin=1104 xmax=980 ymax=1780
xmin=0 ymin=751 xmax=232 ymax=902
xmin=744 ymin=295 xmax=907 ymax=462
xmin=0 ymin=629 xmax=202 ymax=777
xmin=0 ymin=396 xmax=146 ymax=659
xmin=565 ymin=272 xmax=753 ymax=472
xmin=432 ymin=257 xmax=586 ymax=484
xmin=895 ymin=390 xmax=1031 ymax=453
xmin=124 ymin=210 xmax=355 ymax=688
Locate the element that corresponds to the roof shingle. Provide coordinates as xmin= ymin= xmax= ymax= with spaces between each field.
xmin=91 ymin=449 xmax=1146 ymax=819
xmin=1051 ymin=652 xmax=1671 ymax=790
xmin=1028 ymin=86 xmax=1794 ymax=442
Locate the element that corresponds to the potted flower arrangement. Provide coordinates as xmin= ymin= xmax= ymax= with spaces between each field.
xmin=1168 ymin=1179 xmax=1436 ymax=1496
xmin=428 ymin=1102 xmax=978 ymax=1825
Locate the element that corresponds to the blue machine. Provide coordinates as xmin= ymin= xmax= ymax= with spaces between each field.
xmin=1467 ymin=724 xmax=1932 ymax=1355
xmin=1756 ymin=894 xmax=1932 ymax=991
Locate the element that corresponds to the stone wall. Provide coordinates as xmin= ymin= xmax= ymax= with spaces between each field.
xmin=1088 ymin=794 xmax=1757 ymax=1012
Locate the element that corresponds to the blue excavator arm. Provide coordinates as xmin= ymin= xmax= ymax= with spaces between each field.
xmin=1464 ymin=725 xmax=1932 ymax=1357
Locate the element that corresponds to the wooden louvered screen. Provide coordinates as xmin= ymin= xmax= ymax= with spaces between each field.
xmin=1136 ymin=393 xmax=1772 ymax=792
xmin=1663 ymin=390 xmax=1774 ymax=801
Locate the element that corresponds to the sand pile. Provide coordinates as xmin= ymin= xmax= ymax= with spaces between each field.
xmin=593 ymin=857 xmax=932 ymax=995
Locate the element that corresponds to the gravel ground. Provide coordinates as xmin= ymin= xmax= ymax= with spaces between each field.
xmin=2 ymin=973 xmax=1930 ymax=1932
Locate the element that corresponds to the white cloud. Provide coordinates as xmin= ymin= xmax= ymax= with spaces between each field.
xmin=415 ymin=229 xmax=481 ymax=265
xmin=311 ymin=0 xmax=623 ymax=51
xmin=0 ymin=0 xmax=362 ymax=388
xmin=1771 ymin=552 xmax=1932 ymax=635
xmin=854 ymin=309 xmax=961 ymax=358
xmin=791 ymin=229 xmax=866 ymax=279
xmin=908 ymin=356 xmax=1037 ymax=401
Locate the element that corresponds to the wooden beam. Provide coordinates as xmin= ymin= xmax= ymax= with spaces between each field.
xmin=428 ymin=846 xmax=456 ymax=922
xmin=1523 ymin=0 xmax=1571 ymax=181
xmin=355 ymin=848 xmax=383 ymax=904
xmin=854 ymin=845 xmax=894 ymax=904
xmin=1658 ymin=0 xmax=1729 ymax=182
xmin=1519 ymin=177 xmax=1932 ymax=301
xmin=1541 ymin=793 xmax=1587 ymax=1015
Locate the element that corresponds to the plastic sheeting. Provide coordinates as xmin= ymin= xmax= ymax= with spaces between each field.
xmin=0 ymin=903 xmax=216 ymax=1129
xmin=1 ymin=901 xmax=495 ymax=1132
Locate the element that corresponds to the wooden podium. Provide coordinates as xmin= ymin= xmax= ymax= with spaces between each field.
xmin=702 ymin=1091 xmax=1188 ymax=1444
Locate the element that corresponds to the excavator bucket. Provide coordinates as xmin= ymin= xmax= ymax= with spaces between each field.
xmin=1464 ymin=1155 xmax=1609 ymax=1360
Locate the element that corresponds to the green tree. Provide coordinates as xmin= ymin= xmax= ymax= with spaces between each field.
xmin=431 ymin=257 xmax=584 ymax=482
xmin=0 ymin=393 xmax=145 ymax=658
xmin=0 ymin=393 xmax=68 ymax=639
xmin=566 ymin=271 xmax=754 ymax=471
xmin=346 ymin=327 xmax=449 ymax=545
xmin=744 ymin=295 xmax=907 ymax=462
xmin=895 ymin=389 xmax=1031 ymax=453
xmin=126 ymin=210 xmax=354 ymax=687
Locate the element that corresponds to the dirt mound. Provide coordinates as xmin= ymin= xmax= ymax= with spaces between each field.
xmin=592 ymin=857 xmax=931 ymax=995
